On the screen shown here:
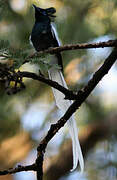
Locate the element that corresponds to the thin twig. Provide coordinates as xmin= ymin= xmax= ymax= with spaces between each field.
xmin=18 ymin=71 xmax=77 ymax=100
xmin=0 ymin=164 xmax=36 ymax=175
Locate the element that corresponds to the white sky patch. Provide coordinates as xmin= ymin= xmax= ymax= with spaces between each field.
xmin=60 ymin=171 xmax=87 ymax=180
xmin=99 ymin=66 xmax=117 ymax=93
xmin=10 ymin=0 xmax=27 ymax=12
xmin=87 ymin=35 xmax=115 ymax=62
xmin=14 ymin=171 xmax=36 ymax=180
xmin=14 ymin=150 xmax=37 ymax=180
xmin=88 ymin=35 xmax=117 ymax=95
xmin=21 ymin=101 xmax=67 ymax=151
xmin=21 ymin=102 xmax=52 ymax=131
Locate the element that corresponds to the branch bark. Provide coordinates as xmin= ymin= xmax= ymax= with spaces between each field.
xmin=36 ymin=48 xmax=117 ymax=179
xmin=18 ymin=71 xmax=77 ymax=100
xmin=0 ymin=164 xmax=36 ymax=175
xmin=36 ymin=47 xmax=117 ymax=150
xmin=0 ymin=46 xmax=117 ymax=180
xmin=44 ymin=114 xmax=117 ymax=180
xmin=27 ymin=40 xmax=117 ymax=61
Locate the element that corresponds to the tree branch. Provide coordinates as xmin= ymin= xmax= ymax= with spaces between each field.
xmin=0 ymin=67 xmax=77 ymax=99
xmin=44 ymin=114 xmax=117 ymax=180
xmin=36 ymin=48 xmax=117 ymax=178
xmin=26 ymin=40 xmax=117 ymax=61
xmin=18 ymin=71 xmax=77 ymax=100
xmin=0 ymin=164 xmax=36 ymax=175
xmin=0 ymin=46 xmax=117 ymax=179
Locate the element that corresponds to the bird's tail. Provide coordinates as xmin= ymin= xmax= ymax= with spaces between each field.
xmin=48 ymin=65 xmax=84 ymax=172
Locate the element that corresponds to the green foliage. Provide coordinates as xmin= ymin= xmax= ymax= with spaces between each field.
xmin=0 ymin=39 xmax=28 ymax=68
xmin=0 ymin=82 xmax=20 ymax=142
xmin=0 ymin=40 xmax=10 ymax=50
xmin=30 ymin=54 xmax=61 ymax=73
xmin=0 ymin=0 xmax=8 ymax=20
xmin=0 ymin=39 xmax=61 ymax=71
xmin=0 ymin=0 xmax=116 ymax=136
xmin=10 ymin=49 xmax=29 ymax=69
xmin=0 ymin=1 xmax=117 ymax=179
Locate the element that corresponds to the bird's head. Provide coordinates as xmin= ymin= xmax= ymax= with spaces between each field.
xmin=33 ymin=4 xmax=56 ymax=21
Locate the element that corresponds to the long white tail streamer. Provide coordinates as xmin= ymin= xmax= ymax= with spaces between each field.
xmin=48 ymin=67 xmax=84 ymax=172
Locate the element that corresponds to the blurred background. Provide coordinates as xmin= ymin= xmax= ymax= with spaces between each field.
xmin=0 ymin=0 xmax=117 ymax=180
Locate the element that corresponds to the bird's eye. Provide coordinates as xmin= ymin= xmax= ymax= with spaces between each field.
xmin=42 ymin=11 xmax=47 ymax=16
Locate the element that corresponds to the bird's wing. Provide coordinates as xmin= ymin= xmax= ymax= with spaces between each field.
xmin=51 ymin=23 xmax=61 ymax=46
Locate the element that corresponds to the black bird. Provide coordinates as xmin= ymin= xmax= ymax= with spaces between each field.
xmin=30 ymin=4 xmax=84 ymax=172
xmin=31 ymin=4 xmax=63 ymax=71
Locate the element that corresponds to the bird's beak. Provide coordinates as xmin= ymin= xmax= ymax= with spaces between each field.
xmin=46 ymin=7 xmax=56 ymax=14
xmin=46 ymin=7 xmax=56 ymax=17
